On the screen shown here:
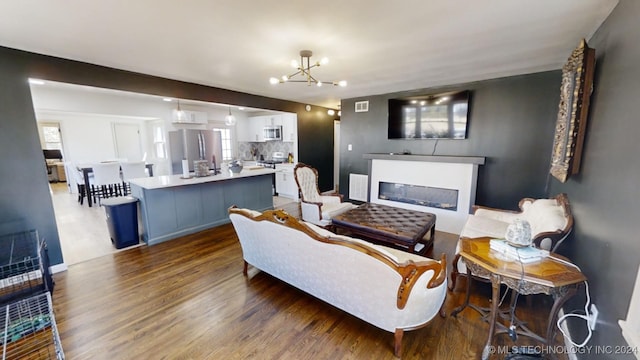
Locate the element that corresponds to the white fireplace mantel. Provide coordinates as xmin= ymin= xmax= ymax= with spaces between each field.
xmin=363 ymin=153 xmax=485 ymax=165
xmin=364 ymin=153 xmax=485 ymax=234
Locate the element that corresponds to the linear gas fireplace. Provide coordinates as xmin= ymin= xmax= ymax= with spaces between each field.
xmin=364 ymin=154 xmax=485 ymax=234
xmin=379 ymin=182 xmax=458 ymax=211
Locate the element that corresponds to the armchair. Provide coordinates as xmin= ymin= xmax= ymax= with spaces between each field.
xmin=293 ymin=163 xmax=355 ymax=227
xmin=450 ymin=193 xmax=573 ymax=290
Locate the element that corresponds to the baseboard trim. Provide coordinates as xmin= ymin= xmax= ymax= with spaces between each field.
xmin=50 ymin=263 xmax=68 ymax=274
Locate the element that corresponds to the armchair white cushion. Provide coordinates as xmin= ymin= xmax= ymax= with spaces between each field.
xmin=294 ymin=163 xmax=355 ymax=227
xmin=450 ymin=193 xmax=573 ymax=290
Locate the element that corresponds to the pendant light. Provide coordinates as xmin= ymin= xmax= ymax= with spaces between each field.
xmin=225 ymin=106 xmax=236 ymax=126
xmin=175 ymin=100 xmax=185 ymax=122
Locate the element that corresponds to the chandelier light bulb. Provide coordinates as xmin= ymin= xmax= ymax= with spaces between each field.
xmin=269 ymin=77 xmax=279 ymax=85
xmin=290 ymin=59 xmax=299 ymax=68
xmin=317 ymin=82 xmax=323 ymax=87
xmin=327 ymin=109 xmax=335 ymax=115
xmin=320 ymin=57 xmax=329 ymax=65
xmin=281 ymin=75 xmax=288 ymax=82
xmin=338 ymin=110 xmax=341 ymax=116
xmin=338 ymin=80 xmax=347 ymax=87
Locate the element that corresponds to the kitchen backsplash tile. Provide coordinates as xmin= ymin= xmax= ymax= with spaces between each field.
xmin=238 ymin=141 xmax=293 ymax=160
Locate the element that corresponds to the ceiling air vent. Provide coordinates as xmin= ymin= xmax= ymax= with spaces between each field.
xmin=355 ymin=101 xmax=369 ymax=113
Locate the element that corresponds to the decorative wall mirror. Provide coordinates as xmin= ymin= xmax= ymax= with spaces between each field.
xmin=549 ymin=39 xmax=596 ymax=183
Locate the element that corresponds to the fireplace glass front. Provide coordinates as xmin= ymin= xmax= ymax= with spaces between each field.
xmin=378 ymin=181 xmax=458 ymax=211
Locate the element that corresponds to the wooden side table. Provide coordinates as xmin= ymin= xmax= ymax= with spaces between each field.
xmin=451 ymin=237 xmax=586 ymax=360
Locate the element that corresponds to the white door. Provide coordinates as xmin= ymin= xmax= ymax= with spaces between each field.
xmin=113 ymin=123 xmax=142 ymax=161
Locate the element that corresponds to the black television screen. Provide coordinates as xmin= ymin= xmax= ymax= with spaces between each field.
xmin=388 ymin=90 xmax=470 ymax=139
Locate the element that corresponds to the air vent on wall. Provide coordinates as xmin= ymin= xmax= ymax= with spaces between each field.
xmin=349 ymin=173 xmax=368 ymax=202
xmin=355 ymin=101 xmax=369 ymax=113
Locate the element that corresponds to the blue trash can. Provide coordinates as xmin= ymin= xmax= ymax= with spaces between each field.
xmin=102 ymin=196 xmax=139 ymax=249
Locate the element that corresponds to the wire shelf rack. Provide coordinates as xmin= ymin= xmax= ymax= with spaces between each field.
xmin=1 ymin=292 xmax=64 ymax=359
xmin=0 ymin=230 xmax=52 ymax=305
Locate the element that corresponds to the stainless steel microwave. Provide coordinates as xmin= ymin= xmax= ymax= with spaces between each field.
xmin=263 ymin=125 xmax=282 ymax=141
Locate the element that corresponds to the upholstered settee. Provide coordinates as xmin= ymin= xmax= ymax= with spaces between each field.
xmin=229 ymin=207 xmax=447 ymax=357
xmin=450 ymin=193 xmax=573 ymax=290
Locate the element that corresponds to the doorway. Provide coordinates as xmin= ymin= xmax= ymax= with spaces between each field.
xmin=334 ymin=120 xmax=340 ymax=191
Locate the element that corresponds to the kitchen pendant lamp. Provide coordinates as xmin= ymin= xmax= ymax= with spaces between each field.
xmin=269 ymin=50 xmax=347 ymax=87
xmin=225 ymin=107 xmax=236 ymax=126
xmin=175 ymin=100 xmax=185 ymax=122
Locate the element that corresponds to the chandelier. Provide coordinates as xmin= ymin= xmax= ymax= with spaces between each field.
xmin=270 ymin=50 xmax=347 ymax=87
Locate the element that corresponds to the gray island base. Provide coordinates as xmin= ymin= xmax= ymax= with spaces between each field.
xmin=130 ymin=168 xmax=275 ymax=245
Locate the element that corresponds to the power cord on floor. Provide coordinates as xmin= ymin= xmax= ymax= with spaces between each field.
xmin=509 ymin=250 xmax=526 ymax=341
xmin=551 ymin=259 xmax=593 ymax=347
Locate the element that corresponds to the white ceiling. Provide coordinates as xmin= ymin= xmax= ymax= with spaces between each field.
xmin=0 ymin=0 xmax=618 ymax=109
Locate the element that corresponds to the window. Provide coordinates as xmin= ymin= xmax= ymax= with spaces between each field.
xmin=214 ymin=128 xmax=233 ymax=161
xmin=41 ymin=124 xmax=62 ymax=150
xmin=153 ymin=124 xmax=167 ymax=159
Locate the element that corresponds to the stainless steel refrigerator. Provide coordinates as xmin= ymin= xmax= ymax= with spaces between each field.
xmin=169 ymin=129 xmax=223 ymax=174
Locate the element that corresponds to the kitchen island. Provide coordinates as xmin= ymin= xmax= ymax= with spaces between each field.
xmin=130 ymin=168 xmax=275 ymax=245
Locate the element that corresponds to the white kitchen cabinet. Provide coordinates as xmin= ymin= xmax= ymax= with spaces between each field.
xmin=281 ymin=113 xmax=297 ymax=142
xmin=275 ymin=163 xmax=299 ymax=200
xmin=263 ymin=114 xmax=282 ymax=126
xmin=236 ymin=119 xmax=253 ymax=142
xmin=238 ymin=114 xmax=296 ymax=143
xmin=249 ymin=117 xmax=266 ymax=142
xmin=238 ymin=116 xmax=267 ymax=142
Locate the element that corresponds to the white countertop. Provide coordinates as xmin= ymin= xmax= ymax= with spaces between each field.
xmin=129 ymin=168 xmax=275 ymax=190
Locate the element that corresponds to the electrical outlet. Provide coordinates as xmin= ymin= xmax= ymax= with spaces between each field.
xmin=589 ymin=304 xmax=598 ymax=330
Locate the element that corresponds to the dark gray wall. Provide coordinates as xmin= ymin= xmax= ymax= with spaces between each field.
xmin=548 ymin=0 xmax=639 ymax=357
xmin=0 ymin=46 xmax=337 ymax=266
xmin=297 ymin=109 xmax=339 ymax=192
xmin=339 ymin=71 xmax=561 ymax=209
xmin=0 ymin=51 xmax=62 ymax=264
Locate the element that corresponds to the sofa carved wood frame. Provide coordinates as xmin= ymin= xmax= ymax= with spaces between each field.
xmin=449 ymin=193 xmax=573 ymax=292
xmin=229 ymin=207 xmax=447 ymax=357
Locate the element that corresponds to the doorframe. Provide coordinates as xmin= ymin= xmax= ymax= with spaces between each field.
xmin=334 ymin=120 xmax=340 ymax=192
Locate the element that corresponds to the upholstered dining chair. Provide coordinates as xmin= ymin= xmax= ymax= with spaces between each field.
xmin=67 ymin=162 xmax=91 ymax=205
xmin=293 ymin=163 xmax=355 ymax=228
xmin=120 ymin=161 xmax=147 ymax=195
xmin=91 ymin=162 xmax=123 ymax=205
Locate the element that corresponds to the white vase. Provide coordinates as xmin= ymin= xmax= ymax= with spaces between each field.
xmin=505 ymin=219 xmax=532 ymax=247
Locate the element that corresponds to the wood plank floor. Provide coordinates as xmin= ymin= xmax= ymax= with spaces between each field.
xmin=51 ymin=207 xmax=568 ymax=359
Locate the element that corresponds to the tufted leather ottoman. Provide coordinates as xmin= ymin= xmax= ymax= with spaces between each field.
xmin=332 ymin=203 xmax=436 ymax=254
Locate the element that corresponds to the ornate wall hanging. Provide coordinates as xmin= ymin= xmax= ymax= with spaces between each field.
xmin=550 ymin=39 xmax=596 ymax=183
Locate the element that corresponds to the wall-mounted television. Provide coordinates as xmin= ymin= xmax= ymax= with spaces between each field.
xmin=388 ymin=90 xmax=470 ymax=139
